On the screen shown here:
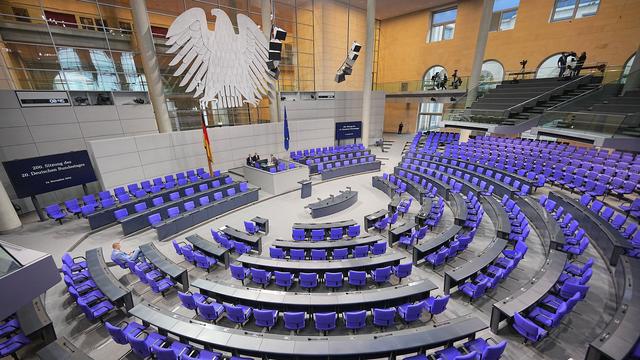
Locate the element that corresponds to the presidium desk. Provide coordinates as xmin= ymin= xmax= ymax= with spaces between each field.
xmin=306 ymin=189 xmax=358 ymax=218
xmin=243 ymin=160 xmax=308 ymax=195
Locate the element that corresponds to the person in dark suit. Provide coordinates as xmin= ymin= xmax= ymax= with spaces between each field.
xmin=575 ymin=52 xmax=587 ymax=76
xmin=398 ymin=122 xmax=404 ymax=134
xmin=251 ymin=153 xmax=260 ymax=162
xmin=246 ymin=154 xmax=252 ymax=166
xmin=558 ymin=53 xmax=568 ymax=78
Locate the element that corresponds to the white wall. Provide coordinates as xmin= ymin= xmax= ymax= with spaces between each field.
xmin=88 ymin=119 xmax=334 ymax=190
xmin=0 ymin=90 xmax=158 ymax=211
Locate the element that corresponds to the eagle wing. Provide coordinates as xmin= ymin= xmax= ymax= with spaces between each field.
xmin=236 ymin=14 xmax=274 ymax=105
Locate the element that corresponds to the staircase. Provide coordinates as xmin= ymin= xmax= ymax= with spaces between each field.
xmin=502 ymin=82 xmax=601 ymax=125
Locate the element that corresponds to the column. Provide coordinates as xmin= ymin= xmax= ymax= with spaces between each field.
xmin=465 ymin=0 xmax=495 ymax=108
xmin=0 ymin=182 xmax=21 ymax=234
xmin=360 ymin=0 xmax=375 ymax=147
xmin=262 ymin=0 xmax=281 ymax=123
xmin=622 ymin=46 xmax=640 ymax=95
xmin=130 ymin=0 xmax=172 ymax=133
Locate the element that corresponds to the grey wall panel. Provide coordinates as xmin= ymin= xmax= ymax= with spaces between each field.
xmin=121 ymin=118 xmax=158 ymax=133
xmin=93 ymin=153 xmax=141 ymax=174
xmin=139 ymin=147 xmax=175 ymax=165
xmin=22 ymin=107 xmax=76 ymax=126
xmin=75 ymin=105 xmax=119 ymax=122
xmin=0 ymin=108 xmax=26 ymax=128
xmin=79 ymin=121 xmax=124 ymax=138
xmin=29 ymin=123 xmax=83 ymax=142
xmin=89 ymin=137 xmax=138 ymax=157
xmin=100 ymin=166 xmax=146 ymax=188
xmin=0 ymin=127 xmax=34 ymax=146
xmin=134 ymin=133 xmax=173 ymax=151
xmin=0 ymin=144 xmax=39 ymax=161
xmin=35 ymin=139 xmax=86 ymax=155
xmin=0 ymin=90 xmax=19 ymax=108
xmin=115 ymin=104 xmax=153 ymax=119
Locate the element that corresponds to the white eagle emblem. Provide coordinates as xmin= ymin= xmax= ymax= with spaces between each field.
xmin=166 ymin=8 xmax=274 ymax=108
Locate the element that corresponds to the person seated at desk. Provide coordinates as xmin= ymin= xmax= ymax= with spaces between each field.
xmin=111 ymin=242 xmax=144 ymax=264
xmin=252 ymin=153 xmax=260 ymax=163
xmin=246 ymin=154 xmax=253 ymax=166
xmin=270 ymin=154 xmax=279 ymax=167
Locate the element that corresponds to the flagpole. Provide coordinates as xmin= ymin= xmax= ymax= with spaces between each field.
xmin=200 ymin=106 xmax=213 ymax=175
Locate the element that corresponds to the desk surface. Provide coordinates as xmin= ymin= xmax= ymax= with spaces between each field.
xmin=85 ymin=248 xmax=130 ymax=303
xmin=307 ymin=190 xmax=358 ymax=210
xmin=237 ymin=252 xmax=406 ymax=274
xmin=481 ymin=195 xmax=511 ymax=238
xmin=516 ymin=196 xmax=564 ymax=248
xmin=292 ymin=220 xmax=357 ymax=230
xmin=16 ymin=296 xmax=52 ymax=337
xmin=365 ymin=209 xmax=388 ymax=221
xmin=273 ymin=235 xmax=383 ymax=250
xmin=130 ymin=302 xmax=487 ymax=359
xmin=220 ymin=225 xmax=261 ymax=244
xmin=185 ymin=234 xmax=228 ymax=257
xmin=414 ymin=225 xmax=463 ymax=256
xmin=192 ymin=278 xmax=437 ymax=311
xmin=37 ymin=336 xmax=92 ymax=360
xmin=446 ymin=238 xmax=508 ymax=282
xmin=493 ymin=249 xmax=567 ymax=318
xmin=139 ymin=242 xmax=186 ymax=279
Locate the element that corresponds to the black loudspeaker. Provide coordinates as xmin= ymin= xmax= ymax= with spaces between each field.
xmin=348 ymin=51 xmax=359 ymax=61
xmin=335 ymin=72 xmax=346 ymax=83
xmin=273 ymin=26 xmax=287 ymax=41
xmin=342 ymin=65 xmax=353 ymax=75
xmin=266 ymin=60 xmax=279 ymax=70
xmin=351 ymin=42 xmax=362 ymax=52
xmin=269 ymin=50 xmax=282 ymax=61
xmin=269 ymin=67 xmax=280 ymax=80
xmin=269 ymin=40 xmax=282 ymax=52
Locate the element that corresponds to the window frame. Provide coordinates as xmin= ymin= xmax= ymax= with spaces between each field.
xmin=428 ymin=7 xmax=457 ymax=43
xmin=550 ymin=0 xmax=601 ymax=22
xmin=490 ymin=4 xmax=519 ymax=32
xmin=417 ymin=101 xmax=444 ymax=132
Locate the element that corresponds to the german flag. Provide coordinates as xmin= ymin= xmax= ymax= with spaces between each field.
xmin=201 ymin=111 xmax=213 ymax=172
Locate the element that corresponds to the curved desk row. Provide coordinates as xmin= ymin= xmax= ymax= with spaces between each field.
xmin=273 ymin=235 xmax=384 ymax=251
xmin=401 ymin=162 xmax=484 ymax=198
xmin=490 ymin=249 xmax=567 ymax=333
xmin=415 ymin=197 xmax=435 ymax=227
xmin=85 ymin=247 xmax=134 ymax=310
xmin=130 ymin=303 xmax=487 ymax=360
xmin=548 ymin=192 xmax=632 ymax=266
xmin=443 ymin=238 xmax=509 ymax=295
xmin=389 ymin=221 xmax=417 ymax=246
xmin=192 ymin=278 xmax=437 ymax=313
xmin=450 ymin=192 xmax=469 ymax=228
xmin=220 ymin=225 xmax=263 ymax=254
xmin=586 ymin=255 xmax=640 ymax=360
xmin=87 ymin=173 xmax=228 ymax=229
xmin=516 ymin=197 xmax=565 ymax=250
xmin=480 ymin=196 xmax=511 ymax=240
xmin=118 ymin=181 xmax=239 ymax=235
xmin=320 ymin=160 xmax=381 ymax=180
xmin=36 ymin=336 xmax=92 ymax=360
xmin=364 ymin=209 xmax=389 ymax=230
xmin=139 ymin=243 xmax=189 ymax=291
xmin=17 ymin=296 xmax=56 ymax=345
xmin=306 ymin=190 xmax=358 ymax=218
xmin=292 ymin=220 xmax=357 ymax=238
xmin=308 ymin=155 xmax=375 ymax=174
xmin=372 ymin=176 xmax=398 ymax=199
xmin=393 ymin=166 xmax=451 ymax=200
xmin=413 ymin=225 xmax=463 ymax=264
xmin=236 ymin=252 xmax=406 ymax=275
xmin=299 ymin=149 xmax=371 ymax=163
xmin=185 ymin=234 xmax=231 ymax=268
xmin=394 ymin=174 xmax=431 ymax=205
xmin=153 ymin=188 xmax=260 ymax=240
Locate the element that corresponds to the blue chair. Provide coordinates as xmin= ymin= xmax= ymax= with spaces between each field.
xmin=224 ymin=304 xmax=252 ymax=327
xmin=275 ymin=271 xmax=294 ymax=290
xmin=292 ymin=228 xmax=306 ymax=241
xmin=181 ymin=349 xmax=222 ymax=360
xmin=343 ymin=310 xmax=367 ymax=333
xmin=146 ymin=273 xmax=174 ymax=296
xmin=233 ymin=241 xmax=252 ymax=255
xmin=300 ymin=272 xmax=318 ymax=291
xmin=330 ymin=227 xmax=343 ymax=240
xmin=392 ymin=263 xmax=412 ymax=283
xmin=424 ymin=295 xmax=449 ymax=321
xmin=425 ymin=247 xmax=448 ymax=268
xmin=290 ymin=249 xmax=306 ymax=260
xmin=347 ymin=224 xmax=361 ymax=237
xmin=332 ymin=248 xmax=348 ymax=260
xmin=348 ymin=270 xmax=367 ymax=289
xmin=528 ymin=302 xmax=567 ymax=328
xmin=513 ymin=312 xmax=547 ymax=343
xmin=463 ymin=339 xmax=507 ymax=360
xmin=230 ymin=264 xmax=250 ymax=285
xmin=311 ymin=229 xmax=325 ymax=241
xmin=374 ymin=217 xmax=389 ymax=232
xmin=126 ymin=329 xmax=166 ymax=358
xmin=311 ymin=249 xmax=326 ymax=260
xmin=283 ymin=312 xmax=306 ymax=333
xmin=269 ymin=246 xmax=286 ymax=259
xmin=250 ymin=268 xmax=272 ymax=288
xmin=65 ymin=199 xmax=83 ymax=217
xmin=45 ymin=204 xmax=66 ymax=224
xmin=314 ymin=312 xmax=336 ymax=335
xmin=460 ymin=277 xmax=489 ymax=302
xmin=196 ymin=301 xmax=225 ymax=323
xmin=244 ymin=220 xmax=257 ymax=234
xmin=434 ymin=347 xmax=478 ymax=360
xmin=105 ymin=320 xmax=145 ymax=345
xmin=370 ymin=241 xmax=387 ymax=255
xmin=194 ymin=252 xmax=217 ymax=272
xmin=370 ymin=266 xmax=392 ymax=286
xmin=78 ymin=298 xmax=114 ymax=321
xmin=254 ymin=309 xmax=279 ymax=331
xmin=398 ymin=301 xmax=425 ymax=323
xmin=177 ymin=291 xmax=207 ymax=313
xmin=353 ymin=245 xmax=369 ymax=258
xmin=62 ymin=252 xmax=87 ymax=272
xmin=324 ymin=272 xmax=343 ymax=291
xmin=372 ymin=307 xmax=396 ymax=329
xmin=114 ymin=208 xmax=128 ymax=221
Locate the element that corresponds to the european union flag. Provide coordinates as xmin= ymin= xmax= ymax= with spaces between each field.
xmin=283 ymin=106 xmax=290 ymax=150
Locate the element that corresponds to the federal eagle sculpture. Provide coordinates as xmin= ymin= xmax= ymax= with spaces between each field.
xmin=166 ymin=8 xmax=274 ymax=108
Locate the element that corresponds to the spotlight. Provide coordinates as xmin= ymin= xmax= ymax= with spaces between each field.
xmin=335 ymin=71 xmax=346 ymax=83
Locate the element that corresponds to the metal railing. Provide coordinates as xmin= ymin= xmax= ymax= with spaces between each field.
xmin=374 ymin=76 xmax=470 ymax=93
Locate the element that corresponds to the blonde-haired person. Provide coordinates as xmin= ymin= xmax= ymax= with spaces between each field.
xmin=111 ymin=242 xmax=144 ymax=265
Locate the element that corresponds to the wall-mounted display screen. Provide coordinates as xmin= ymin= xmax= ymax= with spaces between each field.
xmin=335 ymin=121 xmax=362 ymax=140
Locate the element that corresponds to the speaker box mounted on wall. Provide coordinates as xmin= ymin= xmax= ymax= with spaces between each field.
xmin=334 ymin=41 xmax=361 ymax=83
xmin=266 ymin=26 xmax=287 ymax=80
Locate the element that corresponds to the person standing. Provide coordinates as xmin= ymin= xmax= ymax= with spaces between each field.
xmin=398 ymin=122 xmax=404 ymax=134
xmin=252 ymin=152 xmax=260 ymax=163
xmin=440 ymin=74 xmax=448 ymax=90
xmin=451 ymin=70 xmax=461 ymax=89
xmin=575 ymin=52 xmax=587 ymax=76
xmin=246 ymin=154 xmax=252 ymax=166
xmin=557 ymin=52 xmax=568 ymax=79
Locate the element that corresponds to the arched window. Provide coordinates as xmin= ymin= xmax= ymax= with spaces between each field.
xmin=480 ymin=60 xmax=504 ymax=82
xmin=622 ymin=53 xmax=636 ymax=84
xmin=422 ymin=66 xmax=447 ymax=90
xmin=536 ymin=53 xmax=564 ymax=79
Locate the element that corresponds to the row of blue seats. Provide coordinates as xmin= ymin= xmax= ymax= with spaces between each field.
xmin=291 ymin=224 xmax=361 ymax=241
xmin=113 ymin=256 xmax=176 ymax=296
xmin=45 ymin=168 xmax=217 ymax=224
xmin=229 ymin=263 xmax=414 ymax=290
xmin=405 ymin=338 xmax=506 ymax=360
xmin=301 ymin=151 xmax=369 ymax=164
xmin=371 ymin=211 xmax=401 ymax=232
xmin=383 ymin=171 xmax=439 ymax=200
xmin=172 ymin=240 xmax=218 ymax=271
xmin=210 ymin=229 xmax=253 ymax=254
xmin=512 ymin=261 xmax=592 ymax=343
xmin=269 ymin=241 xmax=387 ymax=260
xmin=539 ymin=196 xmax=590 ymax=256
xmin=0 ymin=315 xmax=29 ymax=359
xmin=317 ymin=156 xmax=377 ymax=173
xmin=61 ymin=255 xmax=115 ymax=321
xmin=256 ymin=161 xmax=296 ymax=173
xmin=177 ymin=291 xmax=450 ymax=333
xmin=290 ymin=144 xmax=366 ymax=160
xmin=105 ymin=319 xmax=250 ymax=360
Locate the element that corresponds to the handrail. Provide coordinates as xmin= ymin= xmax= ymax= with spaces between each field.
xmin=544 ymin=80 xmax=603 ymax=112
xmin=501 ymin=74 xmax=593 ymax=118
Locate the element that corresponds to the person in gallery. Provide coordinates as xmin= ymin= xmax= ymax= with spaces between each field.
xmin=246 ymin=154 xmax=253 ymax=166
xmin=398 ymin=122 xmax=404 ymax=134
xmin=111 ymin=242 xmax=144 ymax=264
